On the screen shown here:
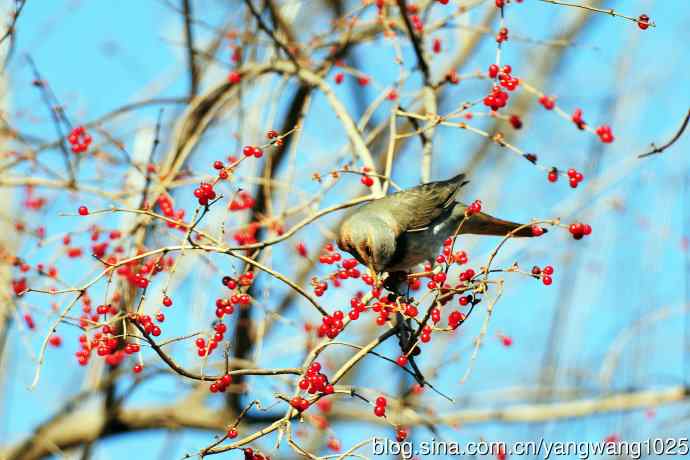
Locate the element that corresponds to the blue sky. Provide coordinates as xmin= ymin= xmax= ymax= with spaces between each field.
xmin=3 ymin=0 xmax=690 ymax=458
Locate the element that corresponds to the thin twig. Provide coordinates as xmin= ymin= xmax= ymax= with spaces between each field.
xmin=638 ymin=108 xmax=690 ymax=158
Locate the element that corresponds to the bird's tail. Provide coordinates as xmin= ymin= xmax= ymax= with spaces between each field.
xmin=452 ymin=204 xmax=544 ymax=237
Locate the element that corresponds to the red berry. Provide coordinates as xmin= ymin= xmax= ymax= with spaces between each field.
xmin=49 ymin=335 xmax=62 ymax=347
xmin=547 ymin=169 xmax=558 ymax=183
xmin=638 ymin=14 xmax=650 ymax=30
xmin=543 ymin=265 xmax=554 ymax=275
xmin=542 ymin=275 xmax=552 ymax=286
xmin=488 ymin=64 xmax=499 ymax=78
xmin=78 ymin=206 xmax=89 ymax=216
xmin=396 ymin=355 xmax=408 ymax=366
xmin=374 ymin=405 xmax=386 ymax=417
xmin=227 ymin=71 xmax=241 ymax=84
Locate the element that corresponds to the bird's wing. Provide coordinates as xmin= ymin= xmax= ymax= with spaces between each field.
xmin=370 ymin=173 xmax=469 ymax=234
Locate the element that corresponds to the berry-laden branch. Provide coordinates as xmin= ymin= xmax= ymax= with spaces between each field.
xmin=1 ymin=0 xmax=680 ymax=458
xmin=538 ymin=0 xmax=655 ymax=29
xmin=131 ymin=319 xmax=302 ymax=381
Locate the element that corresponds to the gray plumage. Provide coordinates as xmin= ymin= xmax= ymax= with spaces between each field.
xmin=337 ymin=173 xmax=543 ymax=272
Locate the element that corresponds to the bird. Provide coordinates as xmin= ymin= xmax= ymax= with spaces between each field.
xmin=337 ymin=172 xmax=545 ymax=274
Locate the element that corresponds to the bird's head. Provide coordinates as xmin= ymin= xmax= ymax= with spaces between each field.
xmin=337 ymin=217 xmax=396 ymax=274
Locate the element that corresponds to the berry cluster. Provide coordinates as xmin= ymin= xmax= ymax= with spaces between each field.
xmin=67 ymin=126 xmax=92 ymax=154
xmin=347 ymin=295 xmax=367 ymax=320
xmin=489 ymin=64 xmax=520 ymax=92
xmin=196 ymin=323 xmax=228 ymax=358
xmin=448 ymin=310 xmax=466 ymax=329
xmin=566 ymin=168 xmax=584 ymax=188
xmin=539 ymin=95 xmax=556 ymax=110
xmin=209 ymin=373 xmax=233 ymax=393
xmin=193 ymin=182 xmax=217 ymax=206
xmin=289 ymin=395 xmax=311 ymax=412
xmin=373 ymin=395 xmax=387 ymax=417
xmin=420 ymin=322 xmax=433 ymax=344
xmin=459 ymin=268 xmax=476 ymax=282
xmin=317 ymin=310 xmax=344 ymax=338
xmin=312 ymin=278 xmax=329 ymax=297
xmin=136 ymin=313 xmax=162 ymax=336
xmin=217 ymin=274 xmax=253 ymax=313
xmin=466 ymin=200 xmax=482 ymax=215
xmin=318 ymin=243 xmax=342 ymax=265
xmin=372 ymin=297 xmax=395 ymax=325
xmin=568 ymin=222 xmax=592 ymax=240
xmin=596 ymin=125 xmax=615 ymax=143
xmin=547 ymin=167 xmax=584 ymax=188
xmin=334 ymin=258 xmax=362 ymax=281
xmin=426 ymin=271 xmax=446 ymax=289
xmin=572 ymin=108 xmax=586 ymax=130
xmin=409 ymin=14 xmax=423 ymax=33
xmin=438 ymin=239 xmax=469 ymax=265
xmin=229 ymin=191 xmax=256 ymax=211
xmin=115 ymin=255 xmax=173 ymax=289
xmin=242 ymin=145 xmax=264 ymax=158
xmin=156 ymin=194 xmax=186 ymax=230
xmin=232 ymin=222 xmax=259 ymax=245
xmin=496 ymin=26 xmax=509 ymax=43
xmin=531 ymin=265 xmax=554 ymax=285
xmin=483 ymin=85 xmax=509 ymax=111
xmin=298 ymin=362 xmax=335 ymax=395
xmin=360 ymin=167 xmax=375 ymax=187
